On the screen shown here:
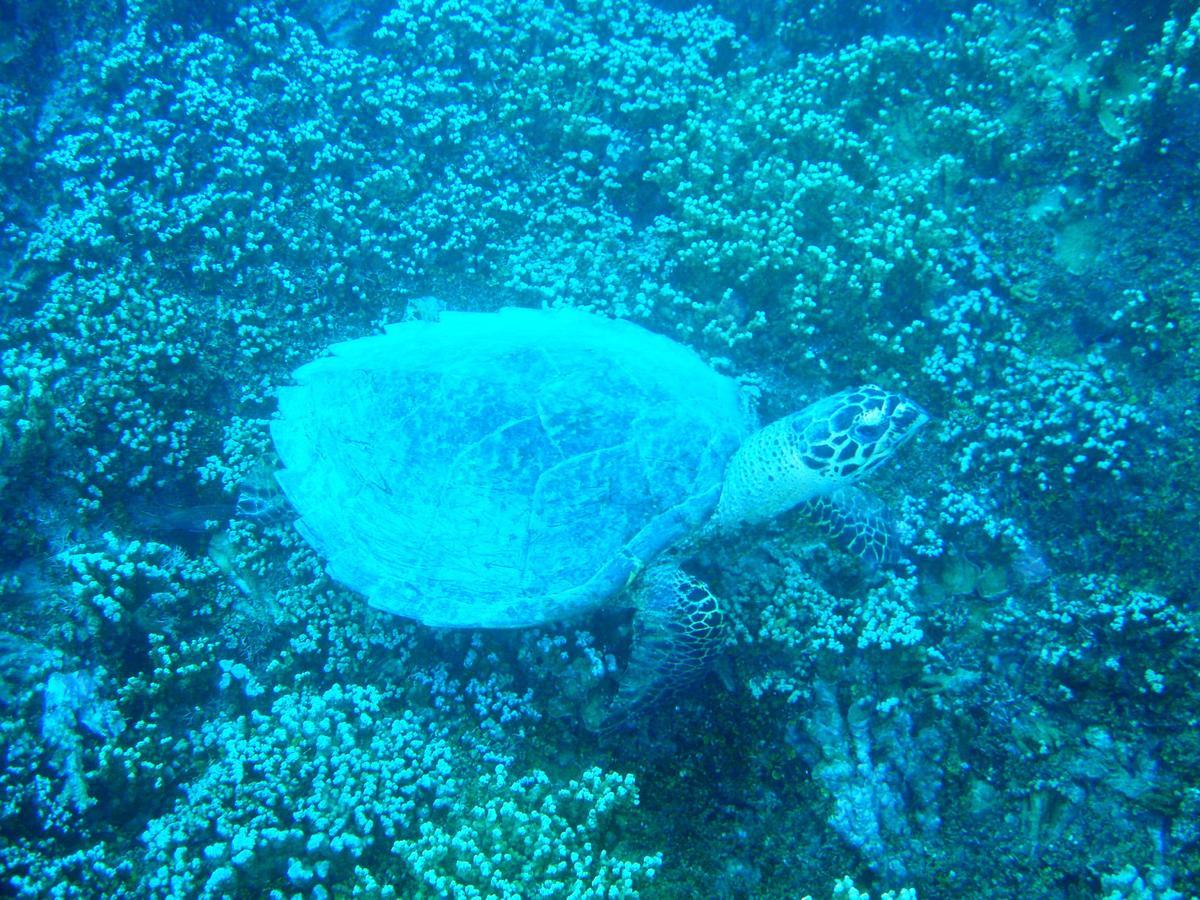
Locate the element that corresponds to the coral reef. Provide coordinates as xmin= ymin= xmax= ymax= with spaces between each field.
xmin=1 ymin=0 xmax=1197 ymax=895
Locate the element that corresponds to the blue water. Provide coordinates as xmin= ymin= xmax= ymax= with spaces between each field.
xmin=1 ymin=1 xmax=1197 ymax=897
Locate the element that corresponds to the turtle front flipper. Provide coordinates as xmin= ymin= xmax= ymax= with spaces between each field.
xmin=801 ymin=485 xmax=900 ymax=566
xmin=603 ymin=565 xmax=726 ymax=730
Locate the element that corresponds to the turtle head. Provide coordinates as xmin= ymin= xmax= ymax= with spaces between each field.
xmin=714 ymin=385 xmax=927 ymax=529
xmin=792 ymin=385 xmax=929 ymax=483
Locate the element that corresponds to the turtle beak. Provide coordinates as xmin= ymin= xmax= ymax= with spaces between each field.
xmin=892 ymin=397 xmax=930 ymax=443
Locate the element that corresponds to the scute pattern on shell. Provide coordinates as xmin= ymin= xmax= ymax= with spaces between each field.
xmin=271 ymin=308 xmax=751 ymax=627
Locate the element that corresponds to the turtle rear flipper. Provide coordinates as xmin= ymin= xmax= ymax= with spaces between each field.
xmin=801 ymin=485 xmax=900 ymax=566
xmin=603 ymin=565 xmax=726 ymax=730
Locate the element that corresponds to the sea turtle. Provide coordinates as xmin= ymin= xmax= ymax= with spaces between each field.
xmin=270 ymin=307 xmax=928 ymax=722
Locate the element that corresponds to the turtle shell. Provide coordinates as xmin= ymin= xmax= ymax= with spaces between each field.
xmin=271 ymin=307 xmax=750 ymax=627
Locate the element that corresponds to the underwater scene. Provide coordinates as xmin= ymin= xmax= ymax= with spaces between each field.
xmin=2 ymin=0 xmax=1199 ymax=897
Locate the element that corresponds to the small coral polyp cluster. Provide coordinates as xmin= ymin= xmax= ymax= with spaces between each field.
xmin=0 ymin=0 xmax=1196 ymax=896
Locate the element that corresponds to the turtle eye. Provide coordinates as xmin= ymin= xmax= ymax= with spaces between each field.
xmin=858 ymin=405 xmax=886 ymax=426
xmin=851 ymin=405 xmax=888 ymax=442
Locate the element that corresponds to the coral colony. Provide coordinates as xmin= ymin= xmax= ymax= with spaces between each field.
xmin=1 ymin=1 xmax=1197 ymax=897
